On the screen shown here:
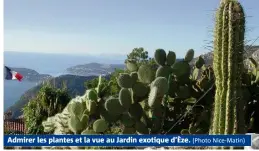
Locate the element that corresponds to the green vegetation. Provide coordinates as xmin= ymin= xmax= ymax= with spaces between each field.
xmin=7 ymin=75 xmax=99 ymax=118
xmin=210 ymin=0 xmax=246 ymax=136
xmin=22 ymin=84 xmax=71 ymax=134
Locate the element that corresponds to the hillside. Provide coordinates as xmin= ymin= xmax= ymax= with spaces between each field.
xmin=66 ymin=63 xmax=125 ymax=76
xmin=5 ymin=67 xmax=52 ymax=82
xmin=6 ymin=74 xmax=110 ymax=118
xmin=190 ymin=45 xmax=259 ymax=68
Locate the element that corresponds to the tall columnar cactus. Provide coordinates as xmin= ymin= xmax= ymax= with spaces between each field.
xmin=210 ymin=0 xmax=246 ymax=137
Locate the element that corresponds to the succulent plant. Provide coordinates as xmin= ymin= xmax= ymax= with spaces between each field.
xmin=93 ymin=119 xmax=108 ymax=133
xmin=154 ymin=49 xmax=167 ymax=66
xmin=210 ymin=0 xmax=246 ymax=138
xmin=41 ymin=35 xmax=259 ymax=151
xmin=184 ymin=49 xmax=195 ymax=63
xmin=137 ymin=64 xmax=155 ymax=84
xmin=166 ymin=51 xmax=176 ymax=66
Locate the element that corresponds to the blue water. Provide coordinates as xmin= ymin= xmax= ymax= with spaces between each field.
xmin=4 ymin=80 xmax=37 ymax=111
xmin=4 ymin=51 xmax=126 ymax=76
xmin=3 ymin=51 xmax=126 ymax=111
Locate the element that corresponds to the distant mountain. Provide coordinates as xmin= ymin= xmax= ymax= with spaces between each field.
xmin=4 ymin=51 xmax=126 ymax=76
xmin=66 ymin=63 xmax=125 ymax=76
xmin=6 ymin=74 xmax=110 ymax=118
xmin=191 ymin=45 xmax=259 ymax=68
xmin=4 ymin=67 xmax=52 ymax=82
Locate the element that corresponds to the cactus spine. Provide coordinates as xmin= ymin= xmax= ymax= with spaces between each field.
xmin=211 ymin=0 xmax=245 ymax=136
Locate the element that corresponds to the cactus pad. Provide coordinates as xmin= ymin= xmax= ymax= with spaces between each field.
xmin=128 ymin=103 xmax=143 ymax=120
xmin=154 ymin=49 xmax=167 ymax=66
xmin=184 ymin=49 xmax=194 ymax=62
xmin=151 ymin=77 xmax=169 ymax=96
xmin=87 ymin=100 xmax=98 ymax=115
xmin=126 ymin=60 xmax=138 ymax=72
xmin=156 ymin=65 xmax=172 ymax=78
xmin=168 ymin=79 xmax=177 ymax=98
xmin=189 ymin=125 xmax=197 ymax=134
xmin=100 ymin=109 xmax=120 ymax=122
xmin=166 ymin=51 xmax=176 ymax=66
xmin=120 ymin=114 xmax=135 ymax=127
xmin=68 ymin=115 xmax=86 ymax=134
xmin=68 ymin=102 xmax=85 ymax=117
xmin=130 ymin=72 xmax=138 ymax=84
xmin=148 ymin=87 xmax=162 ymax=108
xmin=192 ymin=68 xmax=200 ymax=80
xmin=135 ymin=121 xmax=149 ymax=134
xmin=117 ymin=73 xmax=133 ymax=88
xmin=93 ymin=119 xmax=108 ymax=133
xmin=119 ymin=88 xmax=132 ymax=109
xmin=138 ymin=64 xmax=155 ymax=84
xmin=105 ymin=98 xmax=125 ymax=115
xmin=132 ymin=82 xmax=149 ymax=98
xmin=195 ymin=56 xmax=205 ymax=69
xmin=88 ymin=89 xmax=98 ymax=102
xmin=171 ymin=61 xmax=191 ymax=77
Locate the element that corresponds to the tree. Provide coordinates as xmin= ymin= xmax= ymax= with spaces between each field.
xmin=126 ymin=47 xmax=158 ymax=69
xmin=126 ymin=47 xmax=149 ymax=64
xmin=22 ymin=84 xmax=71 ymax=134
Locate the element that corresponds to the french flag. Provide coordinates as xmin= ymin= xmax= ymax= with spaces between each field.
xmin=4 ymin=66 xmax=23 ymax=82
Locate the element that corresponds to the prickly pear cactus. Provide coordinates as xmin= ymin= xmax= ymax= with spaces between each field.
xmin=42 ymin=76 xmax=113 ymax=136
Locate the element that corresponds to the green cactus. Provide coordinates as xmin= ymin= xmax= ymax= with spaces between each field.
xmin=148 ymin=77 xmax=169 ymax=108
xmin=135 ymin=121 xmax=149 ymax=134
xmin=150 ymin=77 xmax=169 ymax=96
xmin=67 ymin=101 xmax=85 ymax=117
xmin=68 ymin=114 xmax=89 ymax=134
xmin=120 ymin=114 xmax=135 ymax=127
xmin=188 ymin=124 xmax=197 ymax=134
xmin=130 ymin=72 xmax=139 ymax=84
xmin=184 ymin=49 xmax=194 ymax=62
xmin=119 ymin=88 xmax=132 ymax=109
xmin=132 ymin=82 xmax=149 ymax=98
xmin=156 ymin=65 xmax=172 ymax=79
xmin=105 ymin=97 xmax=125 ymax=115
xmin=154 ymin=49 xmax=167 ymax=66
xmin=192 ymin=68 xmax=200 ymax=80
xmin=171 ymin=61 xmax=191 ymax=77
xmin=126 ymin=59 xmax=138 ymax=72
xmin=87 ymin=100 xmax=97 ymax=115
xmin=210 ymin=0 xmax=246 ymax=139
xmin=128 ymin=103 xmax=143 ymax=120
xmin=195 ymin=56 xmax=205 ymax=69
xmin=88 ymin=89 xmax=98 ymax=102
xmin=93 ymin=119 xmax=108 ymax=133
xmin=166 ymin=51 xmax=176 ymax=66
xmin=117 ymin=73 xmax=133 ymax=88
xmin=100 ymin=109 xmax=120 ymax=123
xmin=137 ymin=64 xmax=155 ymax=84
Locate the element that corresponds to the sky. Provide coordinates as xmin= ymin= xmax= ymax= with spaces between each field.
xmin=4 ymin=0 xmax=259 ymax=58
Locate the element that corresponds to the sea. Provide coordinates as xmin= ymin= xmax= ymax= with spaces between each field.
xmin=3 ymin=51 xmax=126 ymax=111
